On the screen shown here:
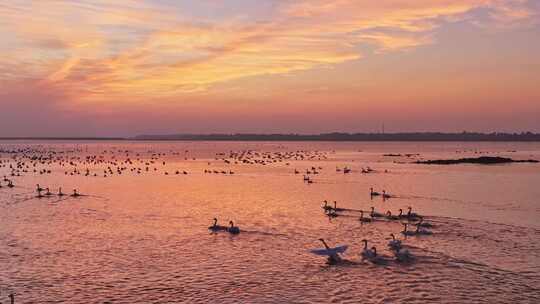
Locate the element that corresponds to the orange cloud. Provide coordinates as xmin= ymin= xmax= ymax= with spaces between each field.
xmin=0 ymin=0 xmax=537 ymax=108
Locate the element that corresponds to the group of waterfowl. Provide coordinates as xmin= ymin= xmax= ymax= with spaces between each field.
xmin=225 ymin=150 xmax=329 ymax=166
xmin=204 ymin=169 xmax=234 ymax=175
xmin=301 ymin=166 xmax=387 ymax=185
xmin=0 ymin=146 xmax=200 ymax=180
xmin=336 ymin=166 xmax=352 ymax=174
xmin=208 ymin=218 xmax=240 ymax=234
xmin=316 ymin=188 xmax=434 ymax=265
xmin=35 ymin=184 xmax=81 ymax=198
xmin=369 ymin=187 xmax=393 ymax=199
xmin=296 ymin=166 xmax=323 ymax=175
xmin=316 ymin=234 xmax=413 ymax=265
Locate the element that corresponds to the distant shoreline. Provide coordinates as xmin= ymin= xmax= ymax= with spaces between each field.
xmin=0 ymin=137 xmax=125 ymax=141
xmin=1 ymin=132 xmax=540 ymax=142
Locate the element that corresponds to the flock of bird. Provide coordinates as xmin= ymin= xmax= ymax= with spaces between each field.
xmin=206 ymin=184 xmax=434 ymax=266
xmin=0 ymin=146 xmax=333 ymax=181
xmin=1 ymin=142 xmax=434 ymax=301
xmin=34 ymin=184 xmax=81 ymax=198
xmin=208 ymin=218 xmax=240 ymax=234
xmin=316 ymin=189 xmax=434 ymax=265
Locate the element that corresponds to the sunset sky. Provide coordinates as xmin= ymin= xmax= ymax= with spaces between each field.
xmin=1 ymin=0 xmax=539 ymax=136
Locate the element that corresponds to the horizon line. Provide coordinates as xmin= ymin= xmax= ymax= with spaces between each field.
xmin=1 ymin=131 xmax=540 ymax=142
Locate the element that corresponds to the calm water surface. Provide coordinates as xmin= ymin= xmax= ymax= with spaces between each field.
xmin=1 ymin=141 xmax=539 ymax=303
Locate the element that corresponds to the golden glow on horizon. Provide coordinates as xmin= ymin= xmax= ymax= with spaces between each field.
xmin=0 ymin=0 xmax=539 ymax=135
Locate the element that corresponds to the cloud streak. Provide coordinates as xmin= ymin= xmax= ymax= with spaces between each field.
xmin=0 ymin=0 xmax=538 ymax=136
xmin=1 ymin=0 xmax=536 ymax=104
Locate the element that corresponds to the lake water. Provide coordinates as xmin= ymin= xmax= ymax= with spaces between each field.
xmin=1 ymin=141 xmax=539 ymax=303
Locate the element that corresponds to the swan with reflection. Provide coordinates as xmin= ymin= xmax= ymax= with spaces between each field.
xmin=401 ymin=223 xmax=416 ymax=236
xmin=70 ymin=189 xmax=80 ymax=197
xmin=385 ymin=211 xmax=399 ymax=220
xmin=322 ymin=200 xmax=333 ymax=212
xmin=332 ymin=201 xmax=347 ymax=212
xmin=326 ymin=209 xmax=339 ymax=218
xmin=361 ymin=239 xmax=377 ymax=262
xmin=370 ymin=207 xmax=383 ymax=218
xmin=359 ymin=211 xmax=372 ymax=223
xmin=407 ymin=206 xmax=420 ymax=219
xmin=312 ymin=238 xmax=346 ymax=264
xmin=370 ymin=188 xmax=380 ymax=196
xmin=227 ymin=221 xmax=240 ymax=234
xmin=208 ymin=218 xmax=227 ymax=232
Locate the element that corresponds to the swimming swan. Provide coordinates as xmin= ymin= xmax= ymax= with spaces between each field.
xmin=407 ymin=206 xmax=420 ymax=219
xmin=318 ymin=238 xmax=342 ymax=264
xmin=227 ymin=221 xmax=240 ymax=234
xmin=208 ymin=218 xmax=227 ymax=232
xmin=370 ymin=207 xmax=383 ymax=218
xmin=385 ymin=211 xmax=399 ymax=220
xmin=359 ymin=211 xmax=372 ymax=223
xmin=370 ymin=188 xmax=380 ymax=196
xmin=387 ymin=233 xmax=402 ymax=251
xmin=361 ymin=239 xmax=377 ymax=261
xmin=322 ymin=200 xmax=333 ymax=212
xmin=401 ymin=223 xmax=416 ymax=236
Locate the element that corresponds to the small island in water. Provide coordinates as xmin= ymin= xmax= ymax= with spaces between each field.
xmin=416 ymin=156 xmax=539 ymax=165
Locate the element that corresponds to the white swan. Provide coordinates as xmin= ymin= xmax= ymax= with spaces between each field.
xmin=316 ymin=238 xmax=343 ymax=264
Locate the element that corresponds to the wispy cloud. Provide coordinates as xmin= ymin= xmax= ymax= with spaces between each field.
xmin=0 ymin=0 xmax=537 ymax=107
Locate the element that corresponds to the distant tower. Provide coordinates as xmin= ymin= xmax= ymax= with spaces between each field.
xmin=382 ymin=123 xmax=385 ymax=134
